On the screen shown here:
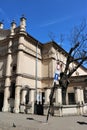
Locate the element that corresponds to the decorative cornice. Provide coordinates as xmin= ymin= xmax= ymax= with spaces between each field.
xmin=69 ymin=75 xmax=87 ymax=86
xmin=12 ymin=73 xmax=53 ymax=81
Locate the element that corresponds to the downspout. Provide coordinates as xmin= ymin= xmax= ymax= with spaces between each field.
xmin=34 ymin=42 xmax=38 ymax=114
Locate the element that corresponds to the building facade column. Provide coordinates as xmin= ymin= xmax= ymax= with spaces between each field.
xmin=56 ymin=86 xmax=62 ymax=105
xmin=3 ymin=21 xmax=16 ymax=112
xmin=2 ymin=79 xmax=11 ymax=112
xmin=21 ymin=90 xmax=27 ymax=104
xmin=2 ymin=39 xmax=12 ymax=112
xmin=44 ymin=88 xmax=51 ymax=115
xmin=14 ymin=17 xmax=26 ymax=113
xmin=80 ymin=88 xmax=84 ymax=104
xmin=75 ymin=86 xmax=83 ymax=115
xmin=75 ymin=87 xmax=81 ymax=104
xmin=29 ymin=89 xmax=35 ymax=113
xmin=45 ymin=89 xmax=51 ymax=104
xmin=55 ymin=86 xmax=62 ymax=116
xmin=14 ymin=85 xmax=21 ymax=113
xmin=20 ymin=89 xmax=28 ymax=113
xmin=14 ymin=36 xmax=25 ymax=113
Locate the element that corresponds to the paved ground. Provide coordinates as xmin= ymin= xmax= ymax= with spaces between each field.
xmin=0 ymin=112 xmax=87 ymax=130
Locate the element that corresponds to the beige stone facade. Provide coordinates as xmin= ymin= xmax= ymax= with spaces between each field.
xmin=0 ymin=17 xmax=87 ymax=116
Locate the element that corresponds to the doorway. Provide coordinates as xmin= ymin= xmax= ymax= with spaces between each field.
xmin=10 ymin=82 xmax=15 ymax=112
xmin=36 ymin=92 xmax=45 ymax=115
xmin=68 ymin=93 xmax=75 ymax=105
xmin=0 ymin=92 xmax=4 ymax=111
xmin=10 ymin=82 xmax=15 ymax=99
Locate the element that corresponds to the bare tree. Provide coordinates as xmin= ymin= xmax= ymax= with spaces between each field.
xmin=59 ymin=20 xmax=87 ymax=104
xmin=46 ymin=20 xmax=87 ymax=122
xmin=59 ymin=33 xmax=64 ymax=47
xmin=60 ymin=21 xmax=87 ymax=82
xmin=48 ymin=32 xmax=56 ymax=41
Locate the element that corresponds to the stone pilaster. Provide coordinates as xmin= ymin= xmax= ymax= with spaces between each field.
xmin=44 ymin=89 xmax=51 ymax=115
xmin=2 ymin=39 xmax=12 ymax=112
xmin=45 ymin=89 xmax=51 ymax=104
xmin=80 ymin=88 xmax=84 ymax=114
xmin=56 ymin=87 xmax=62 ymax=105
xmin=29 ymin=89 xmax=35 ymax=114
xmin=2 ymin=85 xmax=10 ymax=112
xmin=75 ymin=86 xmax=83 ymax=115
xmin=16 ymin=37 xmax=25 ymax=74
xmin=80 ymin=88 xmax=84 ymax=104
xmin=14 ymin=36 xmax=24 ymax=113
xmin=55 ymin=86 xmax=62 ymax=116
xmin=75 ymin=87 xmax=81 ymax=104
xmin=21 ymin=90 xmax=27 ymax=104
xmin=20 ymin=89 xmax=27 ymax=113
xmin=14 ymin=85 xmax=21 ymax=113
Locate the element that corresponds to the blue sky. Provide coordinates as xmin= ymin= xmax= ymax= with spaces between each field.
xmin=0 ymin=0 xmax=87 ymax=51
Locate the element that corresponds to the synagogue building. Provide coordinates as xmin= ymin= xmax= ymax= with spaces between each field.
xmin=0 ymin=17 xmax=87 ymax=116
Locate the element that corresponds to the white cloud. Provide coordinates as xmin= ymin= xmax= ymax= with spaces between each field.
xmin=40 ymin=15 xmax=72 ymax=27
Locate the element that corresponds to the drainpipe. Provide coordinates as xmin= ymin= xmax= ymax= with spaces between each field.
xmin=34 ymin=42 xmax=38 ymax=114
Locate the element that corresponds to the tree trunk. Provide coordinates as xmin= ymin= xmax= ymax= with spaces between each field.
xmin=62 ymin=88 xmax=67 ymax=105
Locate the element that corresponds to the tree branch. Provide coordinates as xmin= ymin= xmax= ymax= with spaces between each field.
xmin=68 ymin=59 xmax=85 ymax=78
xmin=64 ymin=42 xmax=80 ymax=74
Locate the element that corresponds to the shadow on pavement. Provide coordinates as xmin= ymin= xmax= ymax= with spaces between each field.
xmin=26 ymin=117 xmax=34 ymax=120
xmin=26 ymin=117 xmax=47 ymax=123
xmin=82 ymin=115 xmax=87 ymax=117
xmin=77 ymin=121 xmax=87 ymax=125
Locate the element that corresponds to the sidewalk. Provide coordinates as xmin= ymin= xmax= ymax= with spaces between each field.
xmin=0 ymin=112 xmax=87 ymax=130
